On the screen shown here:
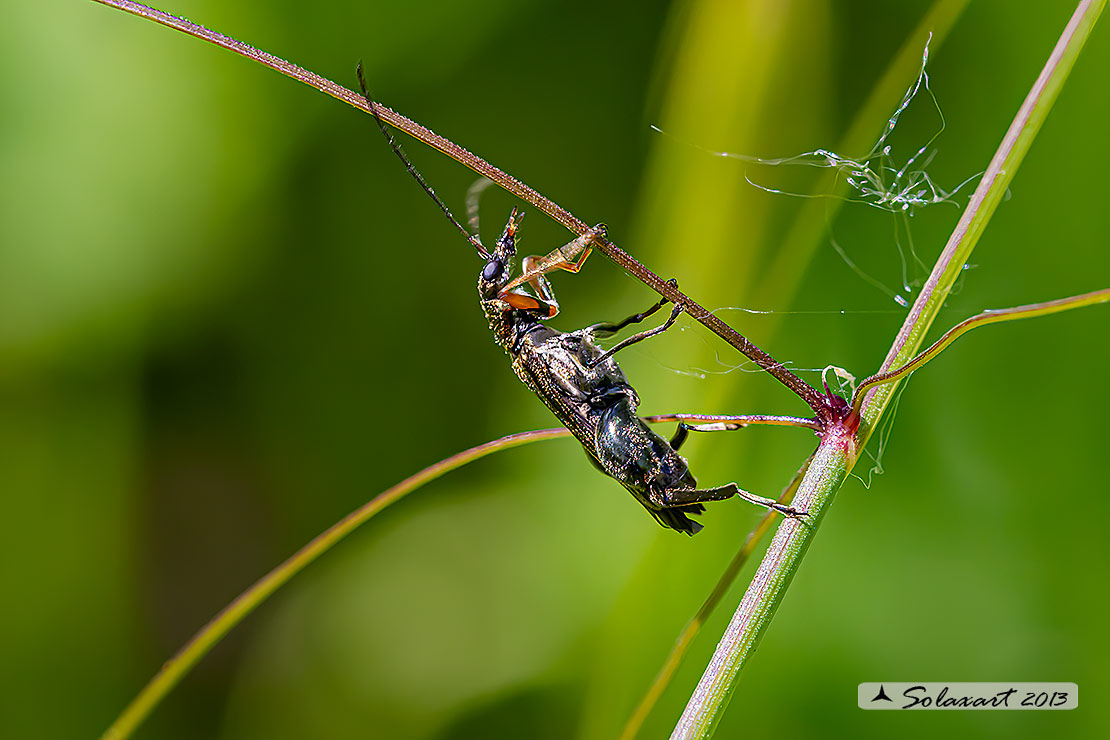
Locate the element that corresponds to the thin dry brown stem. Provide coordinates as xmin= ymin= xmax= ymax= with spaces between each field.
xmin=90 ymin=0 xmax=829 ymax=418
xmin=850 ymin=288 xmax=1110 ymax=419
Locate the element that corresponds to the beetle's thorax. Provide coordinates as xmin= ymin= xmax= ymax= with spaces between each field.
xmin=481 ymin=295 xmax=537 ymax=351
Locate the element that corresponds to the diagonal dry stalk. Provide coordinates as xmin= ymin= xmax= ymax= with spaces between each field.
xmin=91 ymin=0 xmax=832 ymax=419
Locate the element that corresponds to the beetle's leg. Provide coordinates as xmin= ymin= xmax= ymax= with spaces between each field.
xmin=588 ymin=279 xmax=679 ymax=339
xmin=669 ymin=421 xmax=746 ymax=450
xmin=645 ymin=413 xmax=824 ymax=432
xmin=496 ymin=255 xmax=561 ymax=317
xmin=587 ymin=279 xmax=681 ymax=366
xmin=669 ymin=423 xmax=690 ymax=451
xmin=496 ymin=255 xmax=563 ymax=318
xmin=498 ymin=223 xmax=609 ymax=319
xmin=588 ymin=303 xmax=684 ymax=368
xmin=658 ymin=483 xmax=807 ymax=519
xmin=501 ymin=224 xmax=607 ymax=295
xmin=587 ymin=297 xmax=666 ymax=338
xmin=498 ymin=289 xmax=558 ymax=317
xmin=523 ymin=256 xmax=560 ymax=315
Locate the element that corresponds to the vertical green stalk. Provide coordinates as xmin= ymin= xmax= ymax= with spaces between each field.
xmin=671 ymin=426 xmax=854 ymax=739
xmin=618 ymin=457 xmax=811 ymax=740
xmin=672 ymin=2 xmax=1105 ymax=737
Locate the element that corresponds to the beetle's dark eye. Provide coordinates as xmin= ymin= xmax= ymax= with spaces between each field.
xmin=482 ymin=259 xmax=504 ymax=281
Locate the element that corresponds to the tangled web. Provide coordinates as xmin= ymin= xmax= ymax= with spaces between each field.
xmin=652 ymin=33 xmax=982 ymax=306
xmin=655 ymin=33 xmax=979 ymax=215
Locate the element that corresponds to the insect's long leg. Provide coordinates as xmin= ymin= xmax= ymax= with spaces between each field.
xmin=669 ymin=421 xmax=763 ymax=450
xmin=669 ymin=414 xmax=820 ymax=450
xmin=588 ymin=304 xmax=684 ymax=368
xmin=589 ymin=299 xmax=665 ymax=336
xmin=644 ymin=413 xmax=824 ymax=432
xmin=500 ymin=225 xmax=607 ymax=294
xmin=514 ymin=255 xmax=560 ymax=318
xmin=589 ymin=279 xmax=679 ymax=339
xmin=680 ymin=422 xmax=747 ymax=433
xmin=669 ymin=424 xmax=691 ymax=450
xmin=662 ymin=484 xmax=806 ymax=519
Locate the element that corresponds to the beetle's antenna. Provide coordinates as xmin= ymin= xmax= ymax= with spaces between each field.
xmin=356 ymin=62 xmax=488 ymax=258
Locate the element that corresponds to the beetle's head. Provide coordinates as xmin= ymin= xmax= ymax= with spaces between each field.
xmin=477 ymin=209 xmax=522 ymax=301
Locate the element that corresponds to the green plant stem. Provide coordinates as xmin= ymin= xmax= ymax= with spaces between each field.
xmin=617 ymin=10 xmax=970 ymax=730
xmin=672 ymin=425 xmax=855 ymax=739
xmin=619 ymin=457 xmax=811 ymax=740
xmin=101 ymin=428 xmax=569 ymax=740
xmin=621 ymin=10 xmax=966 ymax=731
xmin=620 ymin=13 xmax=970 ymax=725
xmin=672 ymin=2 xmax=1105 ymax=737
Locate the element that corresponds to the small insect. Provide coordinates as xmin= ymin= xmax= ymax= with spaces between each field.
xmin=358 ymin=73 xmax=801 ymax=534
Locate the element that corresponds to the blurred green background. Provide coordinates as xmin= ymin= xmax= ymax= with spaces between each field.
xmin=3 ymin=1 xmax=1107 ymax=738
